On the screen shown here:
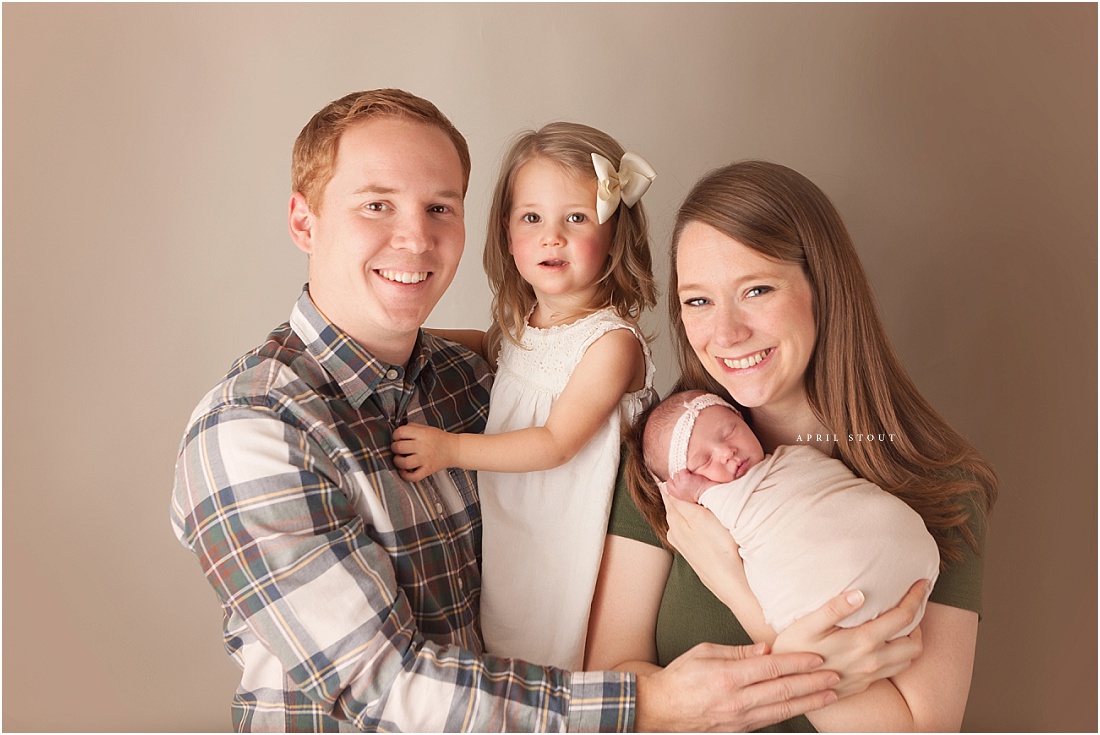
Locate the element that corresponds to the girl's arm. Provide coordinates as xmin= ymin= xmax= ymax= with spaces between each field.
xmin=425 ymin=328 xmax=487 ymax=360
xmin=392 ymin=328 xmax=644 ymax=481
xmin=665 ymin=492 xmax=974 ymax=731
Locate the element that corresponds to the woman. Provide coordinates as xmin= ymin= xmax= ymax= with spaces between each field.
xmin=586 ymin=161 xmax=997 ymax=731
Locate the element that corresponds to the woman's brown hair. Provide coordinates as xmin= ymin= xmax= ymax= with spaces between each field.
xmin=482 ymin=122 xmax=657 ymax=363
xmin=631 ymin=160 xmax=997 ymax=563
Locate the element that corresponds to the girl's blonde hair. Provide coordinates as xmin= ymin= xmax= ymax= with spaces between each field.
xmin=631 ymin=160 xmax=997 ymax=563
xmin=483 ymin=123 xmax=657 ymax=359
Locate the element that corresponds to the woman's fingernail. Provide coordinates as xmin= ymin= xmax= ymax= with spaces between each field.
xmin=826 ymin=674 xmax=840 ymax=687
xmin=752 ymin=642 xmax=767 ymax=655
xmin=846 ymin=590 xmax=865 ymax=607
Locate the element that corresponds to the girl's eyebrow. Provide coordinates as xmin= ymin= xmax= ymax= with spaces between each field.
xmin=511 ymin=197 xmax=599 ymax=209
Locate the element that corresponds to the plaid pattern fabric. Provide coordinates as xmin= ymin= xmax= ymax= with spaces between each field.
xmin=171 ymin=289 xmax=635 ymax=732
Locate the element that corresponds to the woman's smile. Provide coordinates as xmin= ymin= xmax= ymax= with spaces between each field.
xmin=718 ymin=346 xmax=775 ymax=371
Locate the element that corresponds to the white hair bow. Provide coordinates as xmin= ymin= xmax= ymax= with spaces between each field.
xmin=591 ymin=151 xmax=657 ymax=225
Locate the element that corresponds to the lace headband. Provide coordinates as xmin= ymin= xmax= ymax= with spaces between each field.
xmin=592 ymin=152 xmax=657 ymax=225
xmin=667 ymin=393 xmax=737 ymax=478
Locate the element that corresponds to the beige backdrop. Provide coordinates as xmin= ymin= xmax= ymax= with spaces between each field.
xmin=3 ymin=3 xmax=1096 ymax=732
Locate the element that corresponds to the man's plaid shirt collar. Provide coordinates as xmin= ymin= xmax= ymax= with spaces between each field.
xmin=290 ymin=285 xmax=436 ymax=408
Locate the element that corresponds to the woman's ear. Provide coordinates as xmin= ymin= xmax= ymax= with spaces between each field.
xmin=288 ymin=192 xmax=315 ymax=255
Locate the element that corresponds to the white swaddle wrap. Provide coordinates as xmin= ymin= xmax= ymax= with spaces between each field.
xmin=694 ymin=444 xmax=940 ymax=635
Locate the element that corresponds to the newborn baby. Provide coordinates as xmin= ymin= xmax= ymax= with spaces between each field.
xmin=644 ymin=390 xmax=939 ymax=635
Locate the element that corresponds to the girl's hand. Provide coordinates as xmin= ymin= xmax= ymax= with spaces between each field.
xmin=772 ymin=581 xmax=928 ymax=699
xmin=391 ymin=423 xmax=455 ymax=482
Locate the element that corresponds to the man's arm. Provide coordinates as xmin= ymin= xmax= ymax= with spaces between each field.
xmin=171 ymin=404 xmax=633 ymax=732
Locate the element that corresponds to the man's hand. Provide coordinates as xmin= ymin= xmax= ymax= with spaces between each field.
xmin=635 ymin=642 xmax=839 ymax=732
xmin=391 ymin=423 xmax=456 ymax=482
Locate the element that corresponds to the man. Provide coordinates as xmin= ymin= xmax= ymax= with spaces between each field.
xmin=171 ymin=89 xmax=840 ymax=732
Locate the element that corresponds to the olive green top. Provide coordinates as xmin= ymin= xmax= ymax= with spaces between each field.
xmin=606 ymin=451 xmax=987 ymax=733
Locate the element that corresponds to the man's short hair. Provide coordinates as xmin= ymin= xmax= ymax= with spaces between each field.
xmin=291 ymin=88 xmax=472 ymax=211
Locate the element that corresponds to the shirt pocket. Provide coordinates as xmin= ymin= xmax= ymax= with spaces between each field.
xmin=446 ymin=468 xmax=479 ymax=511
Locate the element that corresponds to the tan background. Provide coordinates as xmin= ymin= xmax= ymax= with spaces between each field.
xmin=3 ymin=3 xmax=1095 ymax=732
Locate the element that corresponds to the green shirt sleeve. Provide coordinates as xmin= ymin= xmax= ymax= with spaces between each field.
xmin=928 ymin=491 xmax=988 ymax=616
xmin=606 ymin=448 xmax=661 ymax=547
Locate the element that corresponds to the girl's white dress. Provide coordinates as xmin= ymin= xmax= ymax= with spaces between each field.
xmin=478 ymin=308 xmax=656 ymax=670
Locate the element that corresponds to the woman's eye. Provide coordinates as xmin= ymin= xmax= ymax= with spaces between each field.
xmin=567 ymin=213 xmax=587 ymax=224
xmin=682 ymin=297 xmax=711 ymax=307
xmin=746 ymin=286 xmax=773 ymax=298
xmin=521 ymin=213 xmax=540 ymax=224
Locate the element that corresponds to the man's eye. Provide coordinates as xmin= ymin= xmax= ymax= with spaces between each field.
xmin=522 ymin=213 xmax=540 ymax=223
xmin=429 ymin=205 xmax=449 ymax=214
xmin=567 ymin=213 xmax=587 ymax=224
xmin=365 ymin=202 xmax=387 ymax=212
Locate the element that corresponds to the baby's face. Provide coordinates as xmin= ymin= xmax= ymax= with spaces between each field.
xmin=683 ymin=406 xmax=765 ymax=483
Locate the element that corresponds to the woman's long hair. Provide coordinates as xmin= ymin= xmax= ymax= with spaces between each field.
xmin=482 ymin=122 xmax=657 ymax=363
xmin=631 ymin=160 xmax=997 ymax=563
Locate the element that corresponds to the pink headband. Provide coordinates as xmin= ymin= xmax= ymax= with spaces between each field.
xmin=667 ymin=393 xmax=737 ymax=477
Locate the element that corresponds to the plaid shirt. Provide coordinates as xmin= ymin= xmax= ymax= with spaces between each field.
xmin=171 ymin=289 xmax=635 ymax=732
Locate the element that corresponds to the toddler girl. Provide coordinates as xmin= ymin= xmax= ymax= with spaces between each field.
xmin=391 ymin=123 xmax=658 ymax=669
xmin=638 ymin=390 xmax=939 ymax=636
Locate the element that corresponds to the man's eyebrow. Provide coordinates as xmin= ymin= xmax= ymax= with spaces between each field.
xmin=353 ymin=185 xmax=397 ymax=196
xmin=352 ymin=185 xmax=463 ymax=201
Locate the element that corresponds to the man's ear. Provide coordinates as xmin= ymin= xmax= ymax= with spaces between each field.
xmin=289 ymin=192 xmax=315 ymax=255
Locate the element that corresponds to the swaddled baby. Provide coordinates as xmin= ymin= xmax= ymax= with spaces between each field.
xmin=644 ymin=390 xmax=939 ymax=635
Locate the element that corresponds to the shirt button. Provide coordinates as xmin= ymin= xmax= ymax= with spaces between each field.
xmin=385 ymin=369 xmax=399 ymax=380
xmin=458 ymin=578 xmax=465 ymax=590
xmin=436 ymin=503 xmax=444 ymax=515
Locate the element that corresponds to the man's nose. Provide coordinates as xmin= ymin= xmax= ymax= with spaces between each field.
xmin=392 ymin=212 xmax=433 ymax=253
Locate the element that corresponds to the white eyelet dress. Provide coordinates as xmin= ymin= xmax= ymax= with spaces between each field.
xmin=478 ymin=308 xmax=657 ymax=670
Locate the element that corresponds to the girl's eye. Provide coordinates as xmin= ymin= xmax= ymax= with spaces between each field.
xmin=365 ymin=202 xmax=387 ymax=212
xmin=521 ymin=213 xmax=540 ymax=224
xmin=682 ymin=296 xmax=711 ymax=307
xmin=746 ymin=286 xmax=773 ymax=298
xmin=567 ymin=213 xmax=587 ymax=224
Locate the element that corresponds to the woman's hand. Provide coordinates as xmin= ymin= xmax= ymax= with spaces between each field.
xmin=662 ymin=486 xmax=758 ymax=619
xmin=772 ymin=581 xmax=928 ymax=699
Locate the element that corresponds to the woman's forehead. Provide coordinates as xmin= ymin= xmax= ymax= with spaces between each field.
xmin=677 ymin=225 xmax=799 ymax=287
